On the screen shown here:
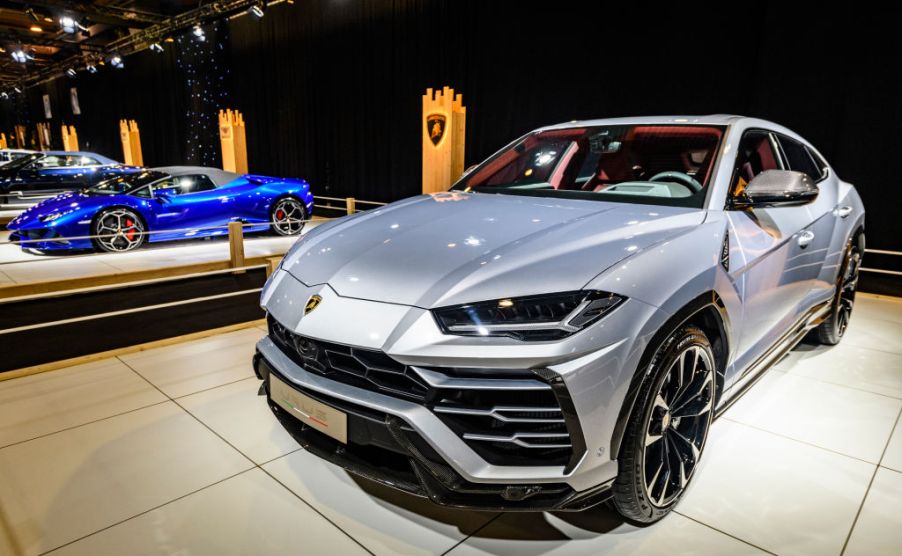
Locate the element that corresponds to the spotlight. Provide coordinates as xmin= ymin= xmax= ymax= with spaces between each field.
xmin=0 ymin=92 xmax=8 ymax=100
xmin=192 ymin=25 xmax=205 ymax=41
xmin=66 ymin=68 xmax=77 ymax=77
xmin=14 ymin=87 xmax=21 ymax=94
xmin=60 ymin=16 xmax=76 ymax=33
xmin=109 ymin=55 xmax=124 ymax=69
xmin=29 ymin=25 xmax=42 ymax=33
xmin=248 ymin=2 xmax=265 ymax=18
xmin=11 ymin=50 xmax=32 ymax=64
xmin=149 ymin=42 xmax=163 ymax=53
xmin=86 ymin=63 xmax=97 ymax=73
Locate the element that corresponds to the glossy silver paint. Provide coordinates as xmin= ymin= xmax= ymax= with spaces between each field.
xmin=260 ymin=115 xmax=865 ymax=492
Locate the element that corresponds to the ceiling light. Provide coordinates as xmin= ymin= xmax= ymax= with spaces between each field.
xmin=248 ymin=2 xmax=266 ymax=18
xmin=86 ymin=63 xmax=97 ymax=73
xmin=30 ymin=25 xmax=42 ymax=33
xmin=192 ymin=25 xmax=205 ymax=41
xmin=109 ymin=55 xmax=124 ymax=69
xmin=164 ymin=37 xmax=174 ymax=42
xmin=149 ymin=42 xmax=163 ymax=53
xmin=11 ymin=50 xmax=32 ymax=64
xmin=0 ymin=92 xmax=8 ymax=100
xmin=66 ymin=68 xmax=77 ymax=77
xmin=60 ymin=16 xmax=76 ymax=33
xmin=14 ymin=87 xmax=21 ymax=94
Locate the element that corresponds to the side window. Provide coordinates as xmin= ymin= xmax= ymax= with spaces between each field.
xmin=730 ymin=131 xmax=782 ymax=197
xmin=78 ymin=156 xmax=100 ymax=166
xmin=778 ymin=135 xmax=821 ymax=181
xmin=154 ymin=175 xmax=217 ymax=196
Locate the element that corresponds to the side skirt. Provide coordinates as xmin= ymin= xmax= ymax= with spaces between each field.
xmin=715 ymin=300 xmax=831 ymax=417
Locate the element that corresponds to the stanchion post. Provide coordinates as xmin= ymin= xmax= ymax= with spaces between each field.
xmin=228 ymin=221 xmax=245 ymax=271
xmin=346 ymin=197 xmax=356 ymax=215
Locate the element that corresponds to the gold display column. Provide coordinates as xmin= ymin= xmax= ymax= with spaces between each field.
xmin=14 ymin=125 xmax=26 ymax=149
xmin=219 ymin=109 xmax=248 ymax=174
xmin=36 ymin=123 xmax=51 ymax=150
xmin=119 ymin=120 xmax=144 ymax=166
xmin=422 ymin=86 xmax=466 ymax=194
xmin=61 ymin=125 xmax=79 ymax=151
xmin=0 ymin=133 xmax=6 ymax=149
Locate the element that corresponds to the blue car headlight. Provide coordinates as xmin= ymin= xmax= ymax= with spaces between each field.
xmin=432 ymin=291 xmax=625 ymax=341
xmin=39 ymin=210 xmax=71 ymax=223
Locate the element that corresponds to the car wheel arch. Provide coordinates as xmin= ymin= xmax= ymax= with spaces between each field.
xmin=609 ymin=291 xmax=730 ymax=461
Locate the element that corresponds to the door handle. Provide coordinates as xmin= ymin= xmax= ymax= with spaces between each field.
xmin=797 ymin=230 xmax=815 ymax=248
xmin=834 ymin=205 xmax=853 ymax=218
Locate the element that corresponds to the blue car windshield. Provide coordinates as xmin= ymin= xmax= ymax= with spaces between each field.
xmin=452 ymin=124 xmax=725 ymax=208
xmin=88 ymin=171 xmax=168 ymax=195
xmin=2 ymin=153 xmax=43 ymax=171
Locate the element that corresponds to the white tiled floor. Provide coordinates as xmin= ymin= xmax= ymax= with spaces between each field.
xmin=0 ymin=294 xmax=899 ymax=555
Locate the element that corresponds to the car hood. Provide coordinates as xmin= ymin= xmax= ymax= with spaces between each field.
xmin=282 ymin=193 xmax=706 ymax=308
xmin=7 ymin=191 xmax=112 ymax=229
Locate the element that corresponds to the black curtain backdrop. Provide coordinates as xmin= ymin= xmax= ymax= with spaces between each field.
xmin=0 ymin=1 xmax=899 ymax=253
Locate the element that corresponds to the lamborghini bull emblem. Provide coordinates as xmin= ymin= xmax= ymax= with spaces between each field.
xmin=427 ymin=113 xmax=446 ymax=146
xmin=304 ymin=294 xmax=322 ymax=315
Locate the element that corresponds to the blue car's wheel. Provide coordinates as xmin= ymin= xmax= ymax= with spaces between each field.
xmin=271 ymin=197 xmax=307 ymax=236
xmin=93 ymin=208 xmax=146 ymax=253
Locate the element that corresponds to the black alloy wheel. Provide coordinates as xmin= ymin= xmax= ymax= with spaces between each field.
xmin=613 ymin=324 xmax=716 ymax=524
xmin=817 ymin=235 xmax=863 ymax=345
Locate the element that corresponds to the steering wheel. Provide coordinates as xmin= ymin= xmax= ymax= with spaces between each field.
xmin=649 ymin=171 xmax=703 ymax=194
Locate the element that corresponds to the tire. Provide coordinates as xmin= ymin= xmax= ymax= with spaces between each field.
xmin=92 ymin=208 xmax=146 ymax=253
xmin=270 ymin=197 xmax=307 ymax=236
xmin=816 ymin=234 xmax=863 ymax=345
xmin=612 ymin=324 xmax=716 ymax=524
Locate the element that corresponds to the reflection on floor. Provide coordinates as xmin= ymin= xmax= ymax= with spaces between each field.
xmin=0 ymin=296 xmax=900 ymax=555
xmin=0 ymin=223 xmax=322 ymax=286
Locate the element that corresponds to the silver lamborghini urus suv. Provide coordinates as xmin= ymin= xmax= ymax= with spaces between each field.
xmin=253 ymin=116 xmax=864 ymax=523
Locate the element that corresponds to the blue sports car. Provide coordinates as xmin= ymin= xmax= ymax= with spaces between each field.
xmin=8 ymin=166 xmax=314 ymax=253
xmin=0 ymin=151 xmax=141 ymax=205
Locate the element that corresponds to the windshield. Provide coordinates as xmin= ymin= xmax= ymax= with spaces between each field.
xmin=453 ymin=124 xmax=725 ymax=208
xmin=2 ymin=153 xmax=43 ymax=171
xmin=87 ymin=171 xmax=168 ymax=195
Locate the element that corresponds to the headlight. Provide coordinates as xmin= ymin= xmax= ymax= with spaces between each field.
xmin=39 ymin=212 xmax=66 ymax=223
xmin=432 ymin=291 xmax=625 ymax=341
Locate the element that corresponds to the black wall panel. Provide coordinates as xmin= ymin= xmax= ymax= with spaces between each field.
xmin=1 ymin=2 xmax=898 ymax=253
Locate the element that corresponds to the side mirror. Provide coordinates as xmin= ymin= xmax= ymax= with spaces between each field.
xmin=733 ymin=170 xmax=818 ymax=209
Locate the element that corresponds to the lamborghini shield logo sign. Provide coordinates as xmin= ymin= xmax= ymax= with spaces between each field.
xmin=427 ymin=113 xmax=446 ymax=146
xmin=304 ymin=295 xmax=322 ymax=315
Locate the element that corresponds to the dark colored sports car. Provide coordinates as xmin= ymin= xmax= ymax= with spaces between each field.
xmin=0 ymin=151 xmax=140 ymax=205
xmin=8 ymin=166 xmax=314 ymax=253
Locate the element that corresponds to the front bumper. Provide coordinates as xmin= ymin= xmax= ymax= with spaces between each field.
xmin=255 ymin=349 xmax=613 ymax=511
xmin=8 ymin=226 xmax=93 ymax=251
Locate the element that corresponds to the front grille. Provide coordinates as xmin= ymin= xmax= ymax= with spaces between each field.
xmin=268 ymin=315 xmax=429 ymax=402
xmin=268 ymin=315 xmax=582 ymax=467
